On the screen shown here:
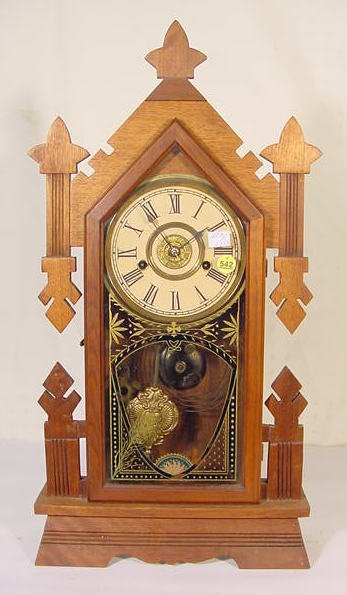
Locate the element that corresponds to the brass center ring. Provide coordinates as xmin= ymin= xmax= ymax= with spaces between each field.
xmin=146 ymin=222 xmax=205 ymax=281
xmin=157 ymin=234 xmax=193 ymax=269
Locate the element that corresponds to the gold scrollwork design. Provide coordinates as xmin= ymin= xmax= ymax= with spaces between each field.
xmin=127 ymin=386 xmax=179 ymax=454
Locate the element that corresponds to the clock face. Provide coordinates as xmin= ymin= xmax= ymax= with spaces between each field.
xmin=105 ymin=177 xmax=245 ymax=323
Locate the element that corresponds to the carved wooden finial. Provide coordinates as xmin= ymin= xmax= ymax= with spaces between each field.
xmin=261 ymin=118 xmax=321 ymax=333
xmin=145 ymin=20 xmax=206 ymax=79
xmin=29 ymin=118 xmax=88 ymax=332
xmin=261 ymin=116 xmax=322 ymax=174
xmin=39 ymin=362 xmax=83 ymax=497
xmin=39 ymin=362 xmax=81 ymax=427
xmin=265 ymin=366 xmax=307 ymax=442
xmin=28 ymin=117 xmax=89 ymax=174
xmin=265 ymin=366 xmax=308 ymax=499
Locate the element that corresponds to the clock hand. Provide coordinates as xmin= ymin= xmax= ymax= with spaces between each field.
xmin=148 ymin=216 xmax=172 ymax=248
xmin=180 ymin=227 xmax=208 ymax=248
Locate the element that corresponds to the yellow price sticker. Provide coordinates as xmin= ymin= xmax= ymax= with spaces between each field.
xmin=217 ymin=255 xmax=236 ymax=274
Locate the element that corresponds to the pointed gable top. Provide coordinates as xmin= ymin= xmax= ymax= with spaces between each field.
xmin=70 ymin=22 xmax=279 ymax=248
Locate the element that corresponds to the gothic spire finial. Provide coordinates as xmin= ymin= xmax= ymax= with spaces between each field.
xmin=145 ymin=20 xmax=207 ymax=79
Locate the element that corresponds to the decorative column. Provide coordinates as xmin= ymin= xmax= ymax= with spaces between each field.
xmin=39 ymin=362 xmax=86 ymax=497
xmin=28 ymin=118 xmax=89 ymax=332
xmin=265 ymin=367 xmax=307 ymax=499
xmin=261 ymin=117 xmax=321 ymax=333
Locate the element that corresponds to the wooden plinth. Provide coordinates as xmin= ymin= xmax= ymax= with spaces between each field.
xmin=34 ymin=484 xmax=310 ymax=569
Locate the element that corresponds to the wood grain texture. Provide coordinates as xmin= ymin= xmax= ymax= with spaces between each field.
xmin=274 ymin=172 xmax=308 ymax=332
xmin=265 ymin=367 xmax=307 ymax=499
xmin=29 ymin=117 xmax=88 ymax=330
xmin=261 ymin=118 xmax=321 ymax=332
xmin=279 ymin=173 xmax=305 ymax=257
xmin=84 ymin=120 xmax=265 ymax=503
xmin=261 ymin=116 xmax=322 ymax=174
xmin=44 ymin=439 xmax=80 ymax=497
xmin=39 ymin=256 xmax=81 ymax=333
xmin=145 ymin=20 xmax=207 ymax=79
xmin=39 ymin=363 xmax=84 ymax=497
xmin=34 ymin=482 xmax=310 ymax=518
xmin=146 ymin=78 xmax=206 ymax=101
xmin=71 ymin=102 xmax=279 ymax=247
xmin=45 ymin=174 xmax=70 ymax=256
xmin=35 ymin=514 xmax=309 ymax=568
xmin=271 ymin=257 xmax=313 ymax=334
xmin=28 ymin=117 xmax=89 ymax=174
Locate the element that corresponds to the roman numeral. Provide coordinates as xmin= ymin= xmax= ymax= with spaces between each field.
xmin=117 ymin=248 xmax=137 ymax=258
xmin=213 ymin=246 xmax=233 ymax=256
xmin=141 ymin=201 xmax=158 ymax=222
xmin=169 ymin=193 xmax=181 ymax=214
xmin=207 ymin=268 xmax=227 ymax=284
xmin=209 ymin=220 xmax=226 ymax=232
xmin=195 ymin=286 xmax=207 ymax=303
xmin=171 ymin=290 xmax=181 ymax=310
xmin=123 ymin=268 xmax=144 ymax=287
xmin=143 ymin=284 xmax=158 ymax=305
xmin=192 ymin=200 xmax=204 ymax=219
xmin=123 ymin=222 xmax=143 ymax=237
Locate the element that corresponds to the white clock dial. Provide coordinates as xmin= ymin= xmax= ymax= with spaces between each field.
xmin=105 ymin=178 xmax=245 ymax=323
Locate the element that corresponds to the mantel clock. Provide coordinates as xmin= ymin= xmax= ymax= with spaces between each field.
xmin=29 ymin=21 xmax=321 ymax=568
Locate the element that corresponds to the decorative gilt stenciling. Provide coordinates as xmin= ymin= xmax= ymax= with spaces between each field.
xmin=108 ymin=290 xmax=241 ymax=481
xmin=145 ymin=20 xmax=207 ymax=80
xmin=261 ymin=117 xmax=321 ymax=333
xmin=166 ymin=321 xmax=182 ymax=336
xmin=108 ymin=293 xmax=241 ymax=359
xmin=265 ymin=367 xmax=307 ymax=499
xmin=110 ymin=311 xmax=127 ymax=344
xmin=221 ymin=312 xmax=239 ymax=347
xmin=39 ymin=257 xmax=81 ymax=333
xmin=199 ymin=322 xmax=217 ymax=339
xmin=28 ymin=117 xmax=89 ymax=332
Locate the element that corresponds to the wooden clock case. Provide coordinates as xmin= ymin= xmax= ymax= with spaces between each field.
xmin=29 ymin=21 xmax=321 ymax=569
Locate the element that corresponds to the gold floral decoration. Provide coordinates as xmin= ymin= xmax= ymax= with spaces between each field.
xmin=166 ymin=321 xmax=181 ymax=336
xmin=131 ymin=319 xmax=146 ymax=338
xmin=200 ymin=322 xmax=217 ymax=339
xmin=221 ymin=313 xmax=238 ymax=346
xmin=110 ymin=312 xmax=127 ymax=344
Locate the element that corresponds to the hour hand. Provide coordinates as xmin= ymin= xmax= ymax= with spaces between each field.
xmin=148 ymin=216 xmax=172 ymax=248
xmin=181 ymin=227 xmax=208 ymax=248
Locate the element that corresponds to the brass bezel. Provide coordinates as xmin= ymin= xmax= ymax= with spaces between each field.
xmin=105 ymin=175 xmax=246 ymax=325
xmin=147 ymin=221 xmax=204 ymax=281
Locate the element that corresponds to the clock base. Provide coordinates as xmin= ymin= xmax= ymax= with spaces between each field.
xmin=34 ymin=484 xmax=310 ymax=569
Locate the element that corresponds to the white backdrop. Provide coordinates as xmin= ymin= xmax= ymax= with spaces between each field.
xmin=1 ymin=0 xmax=346 ymax=445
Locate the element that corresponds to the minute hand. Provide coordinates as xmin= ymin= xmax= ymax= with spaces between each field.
xmin=149 ymin=217 xmax=172 ymax=248
xmin=180 ymin=227 xmax=208 ymax=248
